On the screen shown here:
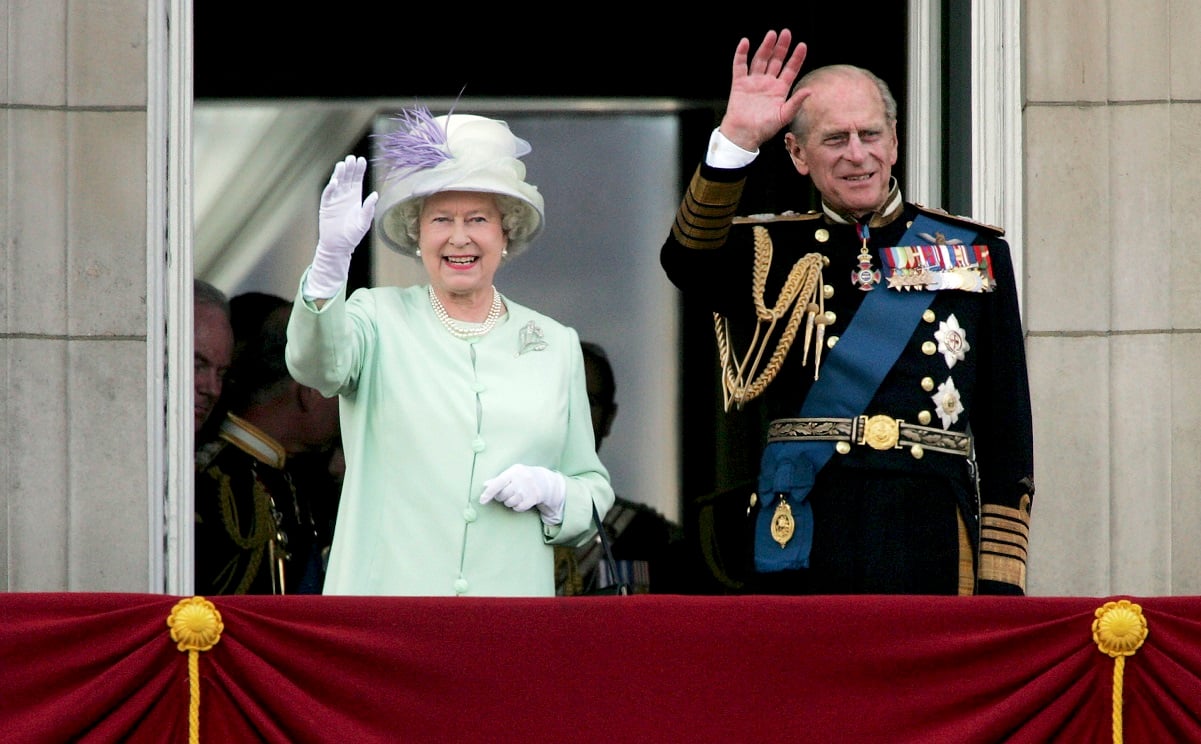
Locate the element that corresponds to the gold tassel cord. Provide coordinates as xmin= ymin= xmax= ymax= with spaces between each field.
xmin=168 ymin=597 xmax=224 ymax=744
xmin=715 ymin=225 xmax=826 ymax=410
xmin=1092 ymin=599 xmax=1148 ymax=744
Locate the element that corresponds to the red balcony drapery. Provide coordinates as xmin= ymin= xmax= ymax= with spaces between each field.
xmin=2 ymin=593 xmax=1199 ymax=743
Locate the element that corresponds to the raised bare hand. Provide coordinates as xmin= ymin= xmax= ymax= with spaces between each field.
xmin=719 ymin=29 xmax=810 ymax=152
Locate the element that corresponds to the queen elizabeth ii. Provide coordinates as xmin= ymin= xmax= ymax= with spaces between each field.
xmin=285 ymin=107 xmax=614 ymax=596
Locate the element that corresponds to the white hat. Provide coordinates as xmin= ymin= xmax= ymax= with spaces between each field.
xmin=374 ymin=108 xmax=545 ymax=257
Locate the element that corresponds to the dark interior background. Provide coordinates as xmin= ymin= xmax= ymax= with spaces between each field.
xmin=194 ymin=8 xmax=910 ymax=592
xmin=192 ymin=7 xmax=909 ymax=256
xmin=194 ymin=12 xmax=906 ymax=103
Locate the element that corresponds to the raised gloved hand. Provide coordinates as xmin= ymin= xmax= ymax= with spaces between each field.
xmin=480 ymin=464 xmax=567 ymax=526
xmin=302 ymin=155 xmax=380 ymax=300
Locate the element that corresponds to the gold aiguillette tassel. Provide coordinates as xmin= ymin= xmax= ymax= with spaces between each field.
xmin=802 ymin=302 xmax=818 ymax=365
xmin=275 ymin=531 xmax=288 ymax=596
xmin=814 ymin=315 xmax=825 ymax=379
xmin=268 ymin=541 xmax=278 ymax=594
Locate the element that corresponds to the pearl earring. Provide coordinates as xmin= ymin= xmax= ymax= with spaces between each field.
xmin=415 ymin=248 xmax=421 ymax=257
xmin=501 ymin=248 xmax=509 ymax=258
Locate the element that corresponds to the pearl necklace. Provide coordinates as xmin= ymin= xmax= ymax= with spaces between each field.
xmin=428 ymin=285 xmax=504 ymax=339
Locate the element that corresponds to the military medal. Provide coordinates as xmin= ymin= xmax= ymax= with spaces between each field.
xmin=771 ymin=496 xmax=796 ymax=547
xmin=880 ymin=242 xmax=996 ymax=292
xmin=851 ymin=223 xmax=879 ymax=291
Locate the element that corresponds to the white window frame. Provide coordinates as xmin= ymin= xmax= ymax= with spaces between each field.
xmin=907 ymin=0 xmax=1023 ymax=299
xmin=155 ymin=0 xmax=1023 ymax=594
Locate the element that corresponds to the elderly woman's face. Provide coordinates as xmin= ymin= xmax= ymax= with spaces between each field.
xmin=418 ymin=190 xmax=508 ymax=295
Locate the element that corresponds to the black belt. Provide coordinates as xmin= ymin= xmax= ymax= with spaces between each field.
xmin=767 ymin=416 xmax=973 ymax=458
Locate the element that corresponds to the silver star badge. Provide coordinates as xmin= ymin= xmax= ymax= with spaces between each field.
xmin=933 ymin=314 xmax=970 ymax=368
xmin=932 ymin=376 xmax=964 ymax=428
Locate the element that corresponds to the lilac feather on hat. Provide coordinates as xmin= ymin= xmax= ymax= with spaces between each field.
xmin=374 ymin=105 xmax=452 ymax=180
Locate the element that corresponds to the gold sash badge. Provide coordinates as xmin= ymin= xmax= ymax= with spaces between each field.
xmin=771 ymin=496 xmax=796 ymax=547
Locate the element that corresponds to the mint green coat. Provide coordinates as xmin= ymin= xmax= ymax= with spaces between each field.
xmin=286 ymin=281 xmax=614 ymax=596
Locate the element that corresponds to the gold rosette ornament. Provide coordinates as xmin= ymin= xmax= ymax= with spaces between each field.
xmin=1091 ymin=599 xmax=1148 ymax=744
xmin=169 ymin=596 xmax=224 ymax=651
xmin=168 ymin=597 xmax=224 ymax=744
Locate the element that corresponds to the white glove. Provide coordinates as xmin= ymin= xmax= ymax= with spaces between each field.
xmin=302 ymin=155 xmax=380 ymax=300
xmin=480 ymin=464 xmax=567 ymax=526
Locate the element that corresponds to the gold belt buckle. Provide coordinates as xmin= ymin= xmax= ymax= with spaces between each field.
xmin=859 ymin=415 xmax=901 ymax=450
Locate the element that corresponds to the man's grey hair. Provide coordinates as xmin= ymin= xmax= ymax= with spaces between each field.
xmin=194 ymin=278 xmax=230 ymax=317
xmin=789 ymin=65 xmax=898 ymax=144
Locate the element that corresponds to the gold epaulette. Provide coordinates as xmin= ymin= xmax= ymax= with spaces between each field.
xmin=219 ymin=413 xmax=287 ymax=469
xmin=912 ymin=203 xmax=1005 ymax=237
xmin=732 ymin=211 xmax=822 ymax=225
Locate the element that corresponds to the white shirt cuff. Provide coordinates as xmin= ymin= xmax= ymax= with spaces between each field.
xmin=706 ymin=128 xmax=758 ymax=169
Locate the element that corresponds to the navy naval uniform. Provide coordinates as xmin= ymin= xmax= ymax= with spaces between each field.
xmin=195 ymin=413 xmax=325 ymax=595
xmin=661 ymin=162 xmax=1035 ymax=596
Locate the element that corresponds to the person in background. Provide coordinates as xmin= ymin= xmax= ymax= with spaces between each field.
xmin=199 ymin=291 xmax=293 ymax=453
xmin=195 ymin=303 xmax=341 ymax=594
xmin=285 ymin=106 xmax=614 ymax=597
xmin=660 ymin=29 xmax=1034 ymax=595
xmin=556 ymin=341 xmax=684 ymax=595
xmin=229 ymin=291 xmax=292 ymax=369
xmin=193 ymin=279 xmax=234 ymax=442
xmin=225 ymin=290 xmax=347 ymax=565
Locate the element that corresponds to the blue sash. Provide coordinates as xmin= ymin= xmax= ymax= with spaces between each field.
xmin=754 ymin=213 xmax=982 ymax=571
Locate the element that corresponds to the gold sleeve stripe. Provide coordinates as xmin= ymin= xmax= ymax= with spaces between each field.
xmin=681 ymin=197 xmax=739 ymax=228
xmin=979 ymin=502 xmax=1031 ymax=591
xmin=982 ymin=502 xmax=1030 ymax=523
xmin=981 ymin=519 xmax=1030 ymax=543
xmin=671 ymin=166 xmax=745 ymax=250
xmin=957 ymin=510 xmax=975 ymax=596
xmin=675 ymin=200 xmax=738 ymax=239
xmin=981 ymin=536 xmax=1027 ymax=561
xmin=685 ymin=167 xmax=744 ymax=211
xmin=979 ymin=552 xmax=1026 ymax=591
xmin=981 ymin=522 xmax=1029 ymax=547
xmin=982 ymin=506 xmax=1030 ymax=542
